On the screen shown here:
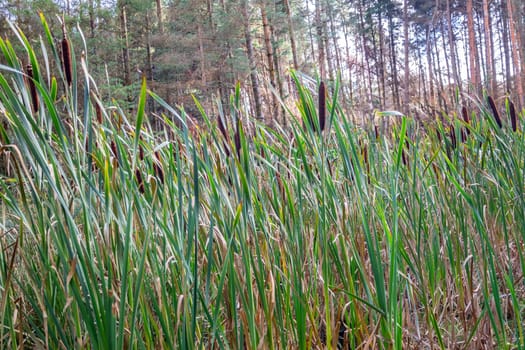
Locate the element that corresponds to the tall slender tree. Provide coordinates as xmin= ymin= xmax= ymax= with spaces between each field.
xmin=467 ymin=0 xmax=481 ymax=96
xmin=242 ymin=0 xmax=263 ymax=120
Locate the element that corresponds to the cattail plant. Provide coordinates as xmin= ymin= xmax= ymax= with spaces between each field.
xmin=217 ymin=115 xmax=231 ymax=157
xmin=275 ymin=170 xmax=285 ymax=201
xmin=461 ymin=106 xmax=470 ymax=140
xmin=402 ymin=137 xmax=411 ymax=167
xmin=25 ymin=64 xmax=39 ymax=113
xmin=139 ymin=145 xmax=144 ymax=161
xmin=487 ymin=96 xmax=503 ymax=128
xmin=135 ymin=168 xmax=145 ymax=193
xmin=449 ymin=124 xmax=457 ymax=149
xmin=361 ymin=141 xmax=370 ymax=182
xmin=92 ymin=92 xmax=103 ymax=123
xmin=508 ymin=99 xmax=518 ymax=132
xmin=61 ymin=23 xmax=72 ymax=87
xmin=402 ymin=144 xmax=409 ymax=167
xmin=435 ymin=125 xmax=442 ymax=144
xmin=318 ymin=81 xmax=326 ymax=132
xmin=154 ymin=151 xmax=164 ymax=184
xmin=95 ymin=101 xmax=102 ymax=123
xmin=110 ymin=140 xmax=120 ymax=168
xmin=234 ymin=117 xmax=242 ymax=159
xmin=3 ymin=18 xmax=525 ymax=349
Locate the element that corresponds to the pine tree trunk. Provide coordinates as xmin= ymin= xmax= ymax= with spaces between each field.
xmin=342 ymin=15 xmax=354 ymax=104
xmin=446 ymin=0 xmax=461 ymax=93
xmin=326 ymin=0 xmax=339 ymax=84
xmin=118 ymin=0 xmax=132 ymax=106
xmin=315 ymin=0 xmax=326 ymax=81
xmin=145 ymin=11 xmax=155 ymax=118
xmin=483 ymin=0 xmax=497 ymax=96
xmin=501 ymin=0 xmax=513 ymax=93
xmin=508 ymin=0 xmax=524 ymax=108
xmin=327 ymin=2 xmax=345 ymax=106
xmin=388 ymin=13 xmax=399 ymax=109
xmin=417 ymin=45 xmax=428 ymax=109
xmin=519 ymin=1 xmax=525 ymax=104
xmin=242 ymin=0 xmax=263 ymax=120
xmin=198 ymin=23 xmax=206 ymax=86
xmin=439 ymin=20 xmax=452 ymax=105
xmin=433 ymin=29 xmax=446 ymax=111
xmin=88 ymin=0 xmax=95 ymax=38
xmin=156 ymin=0 xmax=163 ymax=33
xmin=305 ymin=0 xmax=317 ymax=66
xmin=283 ymin=0 xmax=299 ymax=70
xmin=467 ymin=0 xmax=478 ymax=94
xmin=426 ymin=27 xmax=435 ymax=107
xmin=403 ymin=0 xmax=409 ymax=112
xmin=269 ymin=16 xmax=286 ymax=123
xmin=377 ymin=10 xmax=386 ymax=109
xmin=358 ymin=0 xmax=372 ymax=110
xmin=260 ymin=2 xmax=280 ymax=122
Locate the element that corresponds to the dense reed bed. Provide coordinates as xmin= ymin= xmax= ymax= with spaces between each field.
xmin=1 ymin=18 xmax=524 ymax=349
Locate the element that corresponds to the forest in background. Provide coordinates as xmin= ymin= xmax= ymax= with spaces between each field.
xmin=1 ymin=0 xmax=524 ymax=126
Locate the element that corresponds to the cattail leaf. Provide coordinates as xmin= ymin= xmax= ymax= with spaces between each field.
xmin=33 ymin=78 xmax=68 ymax=143
xmin=133 ymin=75 xmax=147 ymax=166
xmin=39 ymin=13 xmax=59 ymax=57
xmin=376 ymin=110 xmax=404 ymax=118
xmin=0 ymin=37 xmax=20 ymax=68
xmin=7 ymin=21 xmax=41 ymax=85
xmin=148 ymin=90 xmax=187 ymax=129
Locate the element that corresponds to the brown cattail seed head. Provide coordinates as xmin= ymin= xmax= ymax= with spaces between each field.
xmin=449 ymin=126 xmax=457 ymax=149
xmin=139 ymin=145 xmax=144 ymax=161
xmin=402 ymin=149 xmax=408 ymax=166
xmin=94 ymin=98 xmax=103 ymax=123
xmin=461 ymin=106 xmax=470 ymax=125
xmin=61 ymin=29 xmax=72 ymax=87
xmin=461 ymin=106 xmax=470 ymax=142
xmin=461 ymin=106 xmax=471 ymax=134
xmin=154 ymin=151 xmax=164 ymax=184
xmin=110 ymin=140 xmax=117 ymax=156
xmin=318 ymin=81 xmax=326 ymax=132
xmin=435 ymin=128 xmax=442 ymax=144
xmin=234 ymin=118 xmax=242 ymax=159
xmin=487 ymin=96 xmax=502 ymax=128
xmin=135 ymin=169 xmax=145 ymax=193
xmin=25 ymin=65 xmax=39 ymax=113
xmin=260 ymin=146 xmax=266 ymax=160
xmin=509 ymin=99 xmax=518 ymax=132
xmin=217 ymin=116 xmax=231 ymax=156
xmin=110 ymin=140 xmax=120 ymax=167
xmin=217 ymin=116 xmax=230 ymax=142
